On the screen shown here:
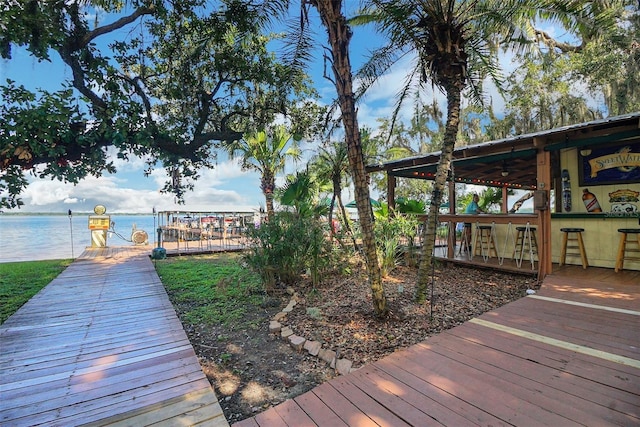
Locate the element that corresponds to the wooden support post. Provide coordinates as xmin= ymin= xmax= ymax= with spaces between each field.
xmin=447 ymin=181 xmax=456 ymax=259
xmin=387 ymin=174 xmax=396 ymax=212
xmin=502 ymin=186 xmax=509 ymax=213
xmin=535 ymin=140 xmax=552 ymax=280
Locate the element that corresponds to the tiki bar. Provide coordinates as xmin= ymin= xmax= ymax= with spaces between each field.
xmin=368 ymin=113 xmax=640 ymax=280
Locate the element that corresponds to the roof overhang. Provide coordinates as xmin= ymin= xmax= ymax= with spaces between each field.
xmin=392 ymin=148 xmax=538 ymax=189
xmin=367 ymin=113 xmax=640 ymax=190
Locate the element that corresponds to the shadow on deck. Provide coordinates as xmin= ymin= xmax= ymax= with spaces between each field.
xmin=234 ymin=265 xmax=640 ymax=426
xmin=3 ymin=245 xmax=638 ymax=426
xmin=0 ymin=247 xmax=229 ymax=426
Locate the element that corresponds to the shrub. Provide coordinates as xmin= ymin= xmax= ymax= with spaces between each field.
xmin=374 ymin=213 xmax=421 ymax=275
xmin=243 ymin=212 xmax=337 ymax=291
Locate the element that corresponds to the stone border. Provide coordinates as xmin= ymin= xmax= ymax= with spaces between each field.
xmin=268 ymin=288 xmax=355 ymax=376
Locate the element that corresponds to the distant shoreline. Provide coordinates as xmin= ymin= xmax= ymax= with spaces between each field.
xmin=0 ymin=212 xmax=153 ymax=216
xmin=0 ymin=214 xmax=158 ymax=263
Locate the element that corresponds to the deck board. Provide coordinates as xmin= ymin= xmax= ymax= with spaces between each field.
xmin=271 ymin=399 xmax=318 ymax=427
xmin=292 ymin=391 xmax=349 ymax=427
xmin=430 ymin=329 xmax=640 ymax=416
xmin=481 ymin=299 xmax=639 ymax=357
xmin=235 ymin=265 xmax=640 ymax=427
xmin=449 ymin=321 xmax=640 ymax=395
xmin=322 ymin=376 xmax=413 ymax=427
xmin=414 ymin=336 xmax=638 ymax=425
xmin=340 ymin=369 xmax=444 ymax=426
xmin=348 ymin=364 xmax=473 ymax=426
xmin=0 ymin=247 xmax=228 ymax=427
xmin=311 ymin=382 xmax=379 ymax=427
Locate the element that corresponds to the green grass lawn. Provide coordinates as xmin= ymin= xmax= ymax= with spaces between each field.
xmin=0 ymin=259 xmax=72 ymax=324
xmin=154 ymin=253 xmax=266 ymax=329
xmin=1 ymin=254 xmax=265 ymax=329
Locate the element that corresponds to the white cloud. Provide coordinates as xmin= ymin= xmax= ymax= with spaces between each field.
xmin=209 ymin=157 xmax=251 ymax=180
xmin=10 ymin=154 xmax=264 ymax=213
xmin=21 ymin=181 xmax=75 ymax=206
xmin=107 ymin=147 xmax=153 ymax=172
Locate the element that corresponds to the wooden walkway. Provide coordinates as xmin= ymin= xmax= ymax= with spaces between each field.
xmin=234 ymin=265 xmax=640 ymax=427
xmin=0 ymin=246 xmax=228 ymax=426
xmin=3 ymin=245 xmax=639 ymax=426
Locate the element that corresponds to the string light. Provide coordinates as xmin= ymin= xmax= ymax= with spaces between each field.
xmin=410 ymin=171 xmax=533 ymax=189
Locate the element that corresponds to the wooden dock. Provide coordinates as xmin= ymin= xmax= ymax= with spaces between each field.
xmin=234 ymin=265 xmax=640 ymax=426
xmin=0 ymin=246 xmax=228 ymax=426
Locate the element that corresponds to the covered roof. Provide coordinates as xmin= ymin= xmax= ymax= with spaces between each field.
xmin=367 ymin=113 xmax=640 ymax=190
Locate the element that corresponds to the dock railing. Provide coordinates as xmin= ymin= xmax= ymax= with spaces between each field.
xmin=157 ymin=210 xmax=260 ymax=255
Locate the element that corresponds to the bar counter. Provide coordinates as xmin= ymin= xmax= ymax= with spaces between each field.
xmin=420 ymin=212 xmax=639 ymax=271
xmin=419 ymin=213 xmax=541 ymax=273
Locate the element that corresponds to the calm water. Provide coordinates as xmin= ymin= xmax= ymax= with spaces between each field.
xmin=0 ymin=214 xmax=157 ymax=263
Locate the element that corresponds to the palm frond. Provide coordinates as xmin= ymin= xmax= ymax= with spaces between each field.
xmin=354 ymin=44 xmax=409 ymax=102
xmin=386 ymin=61 xmax=424 ymax=141
xmin=251 ymin=0 xmax=292 ymax=29
xmin=278 ymin=15 xmax=316 ymax=78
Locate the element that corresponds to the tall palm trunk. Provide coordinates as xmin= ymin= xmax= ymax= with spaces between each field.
xmin=416 ymin=82 xmax=462 ymax=303
xmin=328 ymin=191 xmax=337 ymax=239
xmin=262 ymin=174 xmax=276 ymax=221
xmin=314 ymin=0 xmax=387 ymax=317
xmin=333 ymin=177 xmax=358 ymax=249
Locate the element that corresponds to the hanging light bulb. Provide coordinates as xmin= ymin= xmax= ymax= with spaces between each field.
xmin=501 ymin=159 xmax=509 ymax=177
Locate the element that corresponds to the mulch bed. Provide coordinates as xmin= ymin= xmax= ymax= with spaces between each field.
xmin=180 ymin=262 xmax=538 ymax=423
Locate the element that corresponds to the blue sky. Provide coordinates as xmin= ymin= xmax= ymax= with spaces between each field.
xmin=2 ymin=4 xmax=571 ymax=214
xmin=2 ymin=5 xmax=417 ymax=214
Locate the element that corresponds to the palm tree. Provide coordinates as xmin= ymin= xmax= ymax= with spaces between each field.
xmin=310 ymin=141 xmax=354 ymax=242
xmin=279 ymin=169 xmax=327 ymax=218
xmin=359 ymin=0 xmax=614 ymax=302
xmin=307 ymin=0 xmax=388 ymax=317
xmin=225 ymin=125 xmax=300 ymax=220
xmin=230 ymin=0 xmax=387 ymax=317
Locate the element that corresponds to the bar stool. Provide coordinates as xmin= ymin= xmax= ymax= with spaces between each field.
xmin=559 ymin=228 xmax=588 ymax=269
xmin=615 ymin=228 xmax=640 ymax=272
xmin=458 ymin=223 xmax=472 ymax=258
xmin=513 ymin=226 xmax=538 ymax=268
xmin=474 ymin=225 xmax=498 ymax=260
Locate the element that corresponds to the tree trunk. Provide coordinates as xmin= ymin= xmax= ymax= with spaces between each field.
xmin=314 ymin=0 xmax=387 ymax=318
xmin=265 ymin=192 xmax=275 ymax=221
xmin=338 ymin=182 xmax=360 ymax=251
xmin=262 ymin=174 xmax=276 ymax=221
xmin=328 ymin=191 xmax=337 ymax=240
xmin=335 ymin=179 xmax=359 ymax=250
xmin=416 ymin=83 xmax=462 ymax=303
xmin=509 ymin=191 xmax=534 ymax=213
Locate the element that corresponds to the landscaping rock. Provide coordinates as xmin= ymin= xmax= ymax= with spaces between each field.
xmin=335 ymin=358 xmax=352 ymax=375
xmin=303 ymin=340 xmax=322 ymax=356
xmin=268 ymin=321 xmax=281 ymax=333
xmin=282 ymin=300 xmax=296 ymax=313
xmin=318 ymin=348 xmax=336 ymax=365
xmin=273 ymin=312 xmax=287 ymax=322
xmin=280 ymin=326 xmax=293 ymax=339
xmin=288 ymin=335 xmax=306 ymax=351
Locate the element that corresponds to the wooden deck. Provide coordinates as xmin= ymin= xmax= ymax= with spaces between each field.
xmin=3 ymin=244 xmax=638 ymax=426
xmin=0 ymin=246 xmax=228 ymax=426
xmin=234 ymin=265 xmax=640 ymax=427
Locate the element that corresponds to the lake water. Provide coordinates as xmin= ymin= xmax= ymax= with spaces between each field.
xmin=0 ymin=214 xmax=158 ymax=263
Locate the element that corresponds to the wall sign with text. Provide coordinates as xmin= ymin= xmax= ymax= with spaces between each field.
xmin=578 ymin=141 xmax=640 ymax=186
